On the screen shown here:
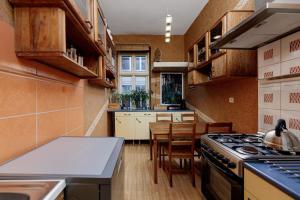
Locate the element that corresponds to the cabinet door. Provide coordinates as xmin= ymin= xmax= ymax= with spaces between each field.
xmin=68 ymin=0 xmax=94 ymax=31
xmin=258 ymin=40 xmax=280 ymax=67
xmin=188 ymin=71 xmax=194 ymax=85
xmin=281 ymin=31 xmax=300 ymax=62
xmin=212 ymin=54 xmax=227 ymax=78
xmin=244 ymin=190 xmax=257 ymax=200
xmin=115 ymin=116 xmax=135 ymax=139
xmin=135 ymin=116 xmax=156 ymax=140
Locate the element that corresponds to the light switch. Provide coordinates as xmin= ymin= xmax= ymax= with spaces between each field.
xmin=229 ymin=97 xmax=234 ymax=103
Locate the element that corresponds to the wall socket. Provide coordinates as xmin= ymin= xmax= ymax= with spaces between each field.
xmin=229 ymin=97 xmax=235 ymax=103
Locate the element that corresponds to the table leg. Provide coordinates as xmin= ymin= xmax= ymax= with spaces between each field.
xmin=154 ymin=137 xmax=158 ymax=184
xmin=149 ymin=130 xmax=152 ymax=160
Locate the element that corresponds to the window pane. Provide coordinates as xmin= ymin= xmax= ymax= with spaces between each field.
xmin=135 ymin=56 xmax=146 ymax=71
xmin=161 ymin=74 xmax=183 ymax=105
xmin=135 ymin=77 xmax=146 ymax=91
xmin=121 ymin=56 xmax=131 ymax=71
xmin=121 ymin=77 xmax=132 ymax=93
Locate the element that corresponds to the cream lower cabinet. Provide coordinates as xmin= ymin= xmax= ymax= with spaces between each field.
xmin=244 ymin=169 xmax=293 ymax=200
xmin=115 ymin=113 xmax=136 ymax=139
xmin=135 ymin=115 xmax=156 ymax=140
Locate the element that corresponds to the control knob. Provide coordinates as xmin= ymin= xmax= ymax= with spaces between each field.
xmin=227 ymin=162 xmax=236 ymax=169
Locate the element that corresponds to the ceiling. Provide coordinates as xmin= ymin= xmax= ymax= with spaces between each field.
xmin=100 ymin=0 xmax=209 ymax=35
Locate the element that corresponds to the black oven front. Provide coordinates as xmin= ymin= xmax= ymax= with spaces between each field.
xmin=201 ymin=149 xmax=243 ymax=200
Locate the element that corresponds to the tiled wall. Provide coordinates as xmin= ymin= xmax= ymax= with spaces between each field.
xmin=258 ymin=31 xmax=300 ymax=137
xmin=0 ymin=19 xmax=86 ymax=163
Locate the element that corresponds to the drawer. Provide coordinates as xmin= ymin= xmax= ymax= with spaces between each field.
xmin=258 ymin=40 xmax=280 ymax=67
xmin=281 ymin=110 xmax=300 ymax=136
xmin=115 ymin=112 xmax=134 ymax=117
xmin=258 ymin=109 xmax=281 ymax=131
xmin=281 ymin=57 xmax=300 ymax=76
xmin=281 ymin=31 xmax=300 ymax=62
xmin=281 ymin=81 xmax=300 ymax=112
xmin=258 ymin=83 xmax=280 ymax=109
xmin=134 ymin=112 xmax=156 ymax=117
xmin=258 ymin=63 xmax=281 ymax=79
xmin=244 ymin=190 xmax=257 ymax=200
xmin=244 ymin=169 xmax=293 ymax=200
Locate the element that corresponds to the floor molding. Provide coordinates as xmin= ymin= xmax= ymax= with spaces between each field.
xmin=85 ymin=100 xmax=109 ymax=136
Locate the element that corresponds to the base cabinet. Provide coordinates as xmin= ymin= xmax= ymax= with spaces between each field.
xmin=115 ymin=115 xmax=135 ymax=139
xmin=244 ymin=169 xmax=293 ymax=200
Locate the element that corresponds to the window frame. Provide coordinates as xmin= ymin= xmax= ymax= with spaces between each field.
xmin=120 ymin=55 xmax=132 ymax=72
xmin=160 ymin=72 xmax=184 ymax=105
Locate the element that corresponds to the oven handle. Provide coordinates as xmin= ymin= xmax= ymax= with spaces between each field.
xmin=202 ymin=150 xmax=242 ymax=183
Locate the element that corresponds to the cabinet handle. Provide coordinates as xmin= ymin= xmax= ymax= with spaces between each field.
xmin=136 ymin=118 xmax=141 ymax=123
xmin=116 ymin=118 xmax=121 ymax=123
xmin=144 ymin=113 xmax=147 ymax=116
xmin=85 ymin=20 xmax=93 ymax=29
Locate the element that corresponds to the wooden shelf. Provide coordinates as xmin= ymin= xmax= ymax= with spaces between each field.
xmin=259 ymin=73 xmax=300 ymax=81
xmin=17 ymin=52 xmax=98 ymax=78
xmin=89 ymin=78 xmax=115 ymax=88
xmin=191 ymin=76 xmax=250 ymax=87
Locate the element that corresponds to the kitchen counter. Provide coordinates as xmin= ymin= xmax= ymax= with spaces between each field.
xmin=244 ymin=160 xmax=300 ymax=200
xmin=0 ymin=137 xmax=125 ymax=200
xmin=107 ymin=109 xmax=194 ymax=112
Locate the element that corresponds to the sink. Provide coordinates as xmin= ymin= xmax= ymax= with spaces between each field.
xmin=0 ymin=180 xmax=65 ymax=200
xmin=0 ymin=193 xmax=29 ymax=200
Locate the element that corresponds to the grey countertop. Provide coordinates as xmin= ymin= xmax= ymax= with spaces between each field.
xmin=0 ymin=137 xmax=124 ymax=183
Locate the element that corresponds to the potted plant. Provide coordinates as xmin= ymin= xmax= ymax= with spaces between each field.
xmin=108 ymin=91 xmax=121 ymax=109
xmin=131 ymin=90 xmax=142 ymax=109
xmin=140 ymin=90 xmax=150 ymax=109
xmin=120 ymin=93 xmax=131 ymax=109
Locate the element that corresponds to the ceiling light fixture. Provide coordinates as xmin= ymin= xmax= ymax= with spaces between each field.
xmin=165 ymin=25 xmax=171 ymax=31
xmin=165 ymin=14 xmax=172 ymax=43
xmin=166 ymin=14 xmax=172 ymax=24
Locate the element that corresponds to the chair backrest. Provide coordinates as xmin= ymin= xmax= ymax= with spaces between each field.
xmin=156 ymin=113 xmax=173 ymax=122
xmin=205 ymin=122 xmax=233 ymax=133
xmin=169 ymin=123 xmax=196 ymax=155
xmin=181 ymin=113 xmax=198 ymax=122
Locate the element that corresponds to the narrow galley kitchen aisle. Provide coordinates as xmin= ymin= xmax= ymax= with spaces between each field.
xmin=123 ymin=144 xmax=202 ymax=200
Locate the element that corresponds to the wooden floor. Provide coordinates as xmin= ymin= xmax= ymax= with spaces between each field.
xmin=124 ymin=144 xmax=204 ymax=200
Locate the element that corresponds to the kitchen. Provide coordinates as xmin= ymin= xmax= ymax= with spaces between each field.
xmin=0 ymin=0 xmax=300 ymax=199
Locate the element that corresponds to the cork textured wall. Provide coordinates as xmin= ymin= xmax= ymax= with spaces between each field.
xmin=184 ymin=0 xmax=258 ymax=133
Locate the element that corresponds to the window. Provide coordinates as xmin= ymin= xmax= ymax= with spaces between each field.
xmin=160 ymin=73 xmax=184 ymax=105
xmin=121 ymin=56 xmax=132 ymax=72
xmin=120 ymin=77 xmax=132 ymax=94
xmin=135 ymin=56 xmax=146 ymax=71
xmin=135 ymin=77 xmax=146 ymax=91
xmin=119 ymin=53 xmax=149 ymax=94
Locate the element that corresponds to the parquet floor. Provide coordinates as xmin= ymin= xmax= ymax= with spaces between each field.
xmin=124 ymin=144 xmax=204 ymax=200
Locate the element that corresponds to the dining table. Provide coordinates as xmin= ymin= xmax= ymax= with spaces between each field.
xmin=149 ymin=122 xmax=207 ymax=184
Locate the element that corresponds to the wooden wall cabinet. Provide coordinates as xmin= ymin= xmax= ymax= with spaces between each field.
xmin=187 ymin=10 xmax=257 ymax=86
xmin=10 ymin=0 xmax=107 ymax=78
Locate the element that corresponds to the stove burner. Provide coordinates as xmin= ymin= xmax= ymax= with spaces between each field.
xmin=243 ymin=136 xmax=261 ymax=143
xmin=236 ymin=146 xmax=259 ymax=155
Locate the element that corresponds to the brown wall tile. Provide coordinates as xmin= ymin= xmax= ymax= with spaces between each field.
xmin=37 ymin=80 xmax=67 ymax=112
xmin=66 ymin=107 xmax=84 ymax=133
xmin=0 ymin=115 xmax=36 ymax=163
xmin=0 ymin=72 xmax=36 ymax=117
xmin=37 ymin=110 xmax=66 ymax=146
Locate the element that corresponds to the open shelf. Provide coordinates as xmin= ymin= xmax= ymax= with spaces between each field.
xmin=89 ymin=78 xmax=116 ymax=88
xmin=210 ymin=18 xmax=226 ymax=58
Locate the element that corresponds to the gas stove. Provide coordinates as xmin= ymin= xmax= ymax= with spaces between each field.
xmin=201 ymin=133 xmax=299 ymax=177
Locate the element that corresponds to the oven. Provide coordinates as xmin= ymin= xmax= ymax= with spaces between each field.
xmin=201 ymin=148 xmax=243 ymax=200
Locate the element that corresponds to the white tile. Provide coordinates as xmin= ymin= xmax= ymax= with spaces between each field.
xmin=258 ymin=109 xmax=281 ymax=131
xmin=258 ymin=40 xmax=281 ymax=67
xmin=258 ymin=63 xmax=281 ymax=80
xmin=281 ymin=110 xmax=300 ymax=136
xmin=281 ymin=80 xmax=300 ymax=112
xmin=281 ymin=57 xmax=300 ymax=76
xmin=281 ymin=31 xmax=300 ymax=62
xmin=258 ymin=83 xmax=281 ymax=109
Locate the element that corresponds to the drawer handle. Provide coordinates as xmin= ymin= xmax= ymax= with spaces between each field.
xmin=116 ymin=118 xmax=121 ymax=123
xmin=85 ymin=20 xmax=93 ymax=29
xmin=144 ymin=113 xmax=147 ymax=116
xmin=136 ymin=118 xmax=141 ymax=123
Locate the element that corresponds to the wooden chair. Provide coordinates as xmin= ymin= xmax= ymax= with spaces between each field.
xmin=205 ymin=122 xmax=233 ymax=133
xmin=162 ymin=123 xmax=196 ymax=187
xmin=181 ymin=113 xmax=198 ymax=122
xmin=156 ymin=113 xmax=173 ymax=122
xmin=155 ymin=113 xmax=173 ymax=168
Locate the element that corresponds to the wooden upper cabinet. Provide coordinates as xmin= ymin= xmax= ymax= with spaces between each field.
xmin=9 ymin=0 xmax=109 ymax=78
xmin=94 ymin=2 xmax=107 ymax=54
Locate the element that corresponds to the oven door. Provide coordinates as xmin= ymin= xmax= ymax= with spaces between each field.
xmin=201 ymin=150 xmax=243 ymax=200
